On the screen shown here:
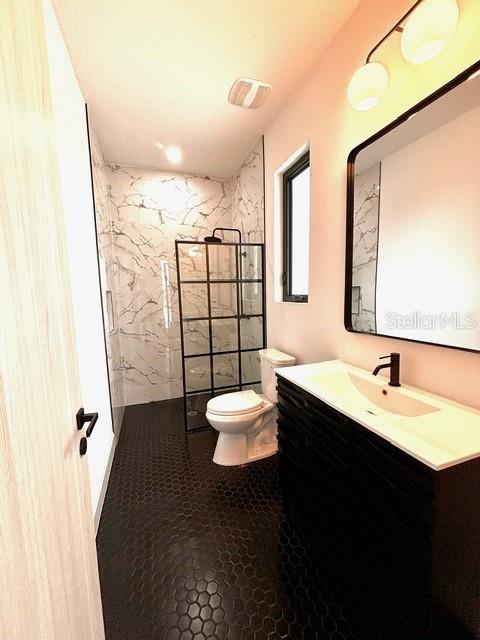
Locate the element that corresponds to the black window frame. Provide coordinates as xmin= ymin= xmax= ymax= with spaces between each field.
xmin=282 ymin=150 xmax=310 ymax=303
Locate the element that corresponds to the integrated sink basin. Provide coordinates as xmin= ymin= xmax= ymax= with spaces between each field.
xmin=306 ymin=371 xmax=439 ymax=417
xmin=275 ymin=359 xmax=480 ymax=470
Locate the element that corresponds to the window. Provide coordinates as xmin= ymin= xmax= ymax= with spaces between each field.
xmin=282 ymin=150 xmax=310 ymax=302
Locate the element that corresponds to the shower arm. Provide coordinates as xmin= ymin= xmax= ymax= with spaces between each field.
xmin=203 ymin=226 xmax=245 ymax=316
xmin=205 ymin=227 xmax=243 ymax=244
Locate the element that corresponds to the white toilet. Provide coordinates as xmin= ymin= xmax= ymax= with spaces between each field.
xmin=206 ymin=348 xmax=296 ymax=466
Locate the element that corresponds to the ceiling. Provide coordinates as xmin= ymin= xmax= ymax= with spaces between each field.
xmin=53 ymin=0 xmax=362 ymax=178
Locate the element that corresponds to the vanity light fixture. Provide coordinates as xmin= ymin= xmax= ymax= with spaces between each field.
xmin=347 ymin=0 xmax=459 ymax=111
xmin=401 ymin=0 xmax=459 ymax=64
xmin=347 ymin=62 xmax=389 ymax=111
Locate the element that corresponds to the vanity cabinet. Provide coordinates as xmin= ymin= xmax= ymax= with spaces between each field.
xmin=276 ymin=375 xmax=480 ymax=640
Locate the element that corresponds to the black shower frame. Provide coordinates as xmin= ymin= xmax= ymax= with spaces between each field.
xmin=175 ymin=240 xmax=267 ymax=432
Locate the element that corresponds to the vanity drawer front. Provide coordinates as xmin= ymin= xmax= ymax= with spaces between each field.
xmin=303 ymin=408 xmax=349 ymax=452
xmin=277 ymin=426 xmax=348 ymax=509
xmin=277 ymin=376 xmax=350 ymax=430
xmin=303 ymin=404 xmax=350 ymax=456
xmin=277 ymin=376 xmax=308 ymax=411
xmin=351 ymin=422 xmax=435 ymax=582
xmin=277 ymin=418 xmax=305 ymax=462
xmin=278 ymin=379 xmax=354 ymax=515
xmin=353 ymin=480 xmax=434 ymax=574
xmin=277 ymin=397 xmax=305 ymax=433
xmin=278 ymin=378 xmax=352 ymax=491
xmin=303 ymin=423 xmax=349 ymax=493
xmin=352 ymin=446 xmax=434 ymax=533
xmin=301 ymin=386 xmax=351 ymax=455
xmin=277 ymin=393 xmax=305 ymax=447
xmin=302 ymin=390 xmax=350 ymax=423
xmin=279 ymin=449 xmax=351 ymax=554
xmin=352 ymin=421 xmax=436 ymax=504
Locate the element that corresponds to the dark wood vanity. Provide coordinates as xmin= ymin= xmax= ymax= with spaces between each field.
xmin=276 ymin=374 xmax=480 ymax=640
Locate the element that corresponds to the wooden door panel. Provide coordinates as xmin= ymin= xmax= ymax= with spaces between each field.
xmin=0 ymin=0 xmax=104 ymax=637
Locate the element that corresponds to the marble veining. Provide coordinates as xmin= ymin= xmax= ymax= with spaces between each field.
xmin=107 ymin=166 xmax=233 ymax=404
xmin=351 ymin=163 xmax=380 ymax=333
xmin=231 ymin=139 xmax=264 ymax=243
xmin=99 ymin=138 xmax=265 ymax=407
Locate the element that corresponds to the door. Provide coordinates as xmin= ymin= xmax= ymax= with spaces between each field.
xmin=0 ymin=0 xmax=105 ymax=638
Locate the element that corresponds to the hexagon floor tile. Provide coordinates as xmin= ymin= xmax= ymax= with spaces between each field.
xmin=97 ymin=399 xmax=362 ymax=640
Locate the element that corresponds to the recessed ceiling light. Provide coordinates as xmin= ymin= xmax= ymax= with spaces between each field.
xmin=165 ymin=146 xmax=182 ymax=164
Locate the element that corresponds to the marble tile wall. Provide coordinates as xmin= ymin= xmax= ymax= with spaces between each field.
xmin=231 ymin=138 xmax=264 ymax=243
xmin=106 ymin=166 xmax=229 ymax=405
xmin=102 ymin=139 xmax=265 ymax=407
xmin=351 ymin=163 xmax=380 ymax=333
xmin=89 ymin=127 xmax=125 ymax=430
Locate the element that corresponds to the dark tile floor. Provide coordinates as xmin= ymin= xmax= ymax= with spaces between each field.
xmin=97 ymin=399 xmax=361 ymax=640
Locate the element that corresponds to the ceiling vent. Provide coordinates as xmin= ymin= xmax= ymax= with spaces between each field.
xmin=228 ymin=77 xmax=272 ymax=109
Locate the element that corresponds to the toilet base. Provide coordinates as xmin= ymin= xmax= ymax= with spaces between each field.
xmin=213 ymin=432 xmax=278 ymax=466
xmin=246 ymin=441 xmax=277 ymax=463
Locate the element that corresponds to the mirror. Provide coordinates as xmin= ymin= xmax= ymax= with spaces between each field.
xmin=345 ymin=62 xmax=480 ymax=353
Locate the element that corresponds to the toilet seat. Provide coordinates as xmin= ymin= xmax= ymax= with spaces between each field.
xmin=207 ymin=390 xmax=264 ymax=417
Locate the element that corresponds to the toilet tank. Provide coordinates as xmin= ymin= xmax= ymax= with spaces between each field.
xmin=259 ymin=348 xmax=296 ymax=403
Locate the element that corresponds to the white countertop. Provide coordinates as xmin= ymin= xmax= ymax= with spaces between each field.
xmin=275 ymin=359 xmax=480 ymax=471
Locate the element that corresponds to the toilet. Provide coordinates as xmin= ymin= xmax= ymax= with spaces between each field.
xmin=206 ymin=348 xmax=296 ymax=466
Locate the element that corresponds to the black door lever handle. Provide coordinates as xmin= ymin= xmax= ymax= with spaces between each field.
xmin=76 ymin=407 xmax=99 ymax=435
xmin=76 ymin=408 xmax=99 ymax=456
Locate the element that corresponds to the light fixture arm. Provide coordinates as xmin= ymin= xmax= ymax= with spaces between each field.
xmin=366 ymin=0 xmax=422 ymax=62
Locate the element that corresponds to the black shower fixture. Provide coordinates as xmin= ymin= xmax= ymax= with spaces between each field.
xmin=204 ymin=227 xmax=242 ymax=243
xmin=175 ymin=237 xmax=266 ymax=431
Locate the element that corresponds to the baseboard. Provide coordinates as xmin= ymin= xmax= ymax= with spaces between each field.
xmin=112 ymin=405 xmax=124 ymax=435
xmin=94 ymin=434 xmax=118 ymax=534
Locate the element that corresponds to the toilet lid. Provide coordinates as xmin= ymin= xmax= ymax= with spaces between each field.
xmin=207 ymin=390 xmax=264 ymax=416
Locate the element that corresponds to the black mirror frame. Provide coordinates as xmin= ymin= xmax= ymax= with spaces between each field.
xmin=344 ymin=58 xmax=480 ymax=355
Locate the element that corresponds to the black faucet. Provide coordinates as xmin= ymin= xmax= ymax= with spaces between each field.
xmin=372 ymin=353 xmax=401 ymax=387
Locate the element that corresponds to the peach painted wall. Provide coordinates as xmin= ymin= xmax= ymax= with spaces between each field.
xmin=264 ymin=0 xmax=480 ymax=409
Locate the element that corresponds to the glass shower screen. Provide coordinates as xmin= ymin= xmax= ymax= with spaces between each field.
xmin=175 ymin=240 xmax=266 ymax=431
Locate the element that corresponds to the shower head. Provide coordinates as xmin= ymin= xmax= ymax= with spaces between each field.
xmin=204 ymin=227 xmax=242 ymax=244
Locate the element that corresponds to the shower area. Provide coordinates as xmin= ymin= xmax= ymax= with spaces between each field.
xmin=89 ymin=135 xmax=266 ymax=431
xmin=176 ymin=231 xmax=265 ymax=431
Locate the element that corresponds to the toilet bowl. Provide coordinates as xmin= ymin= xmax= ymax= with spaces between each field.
xmin=206 ymin=348 xmax=296 ymax=466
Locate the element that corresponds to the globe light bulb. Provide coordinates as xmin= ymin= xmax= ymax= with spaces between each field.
xmin=347 ymin=62 xmax=389 ymax=111
xmin=401 ymin=0 xmax=459 ymax=64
